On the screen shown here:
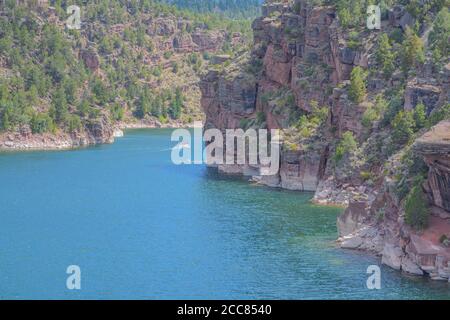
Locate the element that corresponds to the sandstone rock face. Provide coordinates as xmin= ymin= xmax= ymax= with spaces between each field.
xmin=415 ymin=121 xmax=450 ymax=212
xmin=200 ymin=61 xmax=257 ymax=131
xmin=147 ymin=17 xmax=176 ymax=36
xmin=404 ymin=78 xmax=441 ymax=113
xmin=172 ymin=33 xmax=194 ymax=51
xmin=210 ymin=54 xmax=231 ymax=65
xmin=330 ymin=87 xmax=365 ymax=137
xmin=263 ymin=45 xmax=292 ymax=86
xmin=381 ymin=243 xmax=403 ymax=270
xmin=337 ymin=201 xmax=369 ymax=237
xmin=192 ymin=30 xmax=226 ymax=52
xmin=279 ymin=149 xmax=324 ymax=191
xmin=388 ymin=5 xmax=415 ymax=30
xmin=200 ymin=1 xmax=365 ymax=192
xmin=143 ymin=15 xmax=241 ymax=54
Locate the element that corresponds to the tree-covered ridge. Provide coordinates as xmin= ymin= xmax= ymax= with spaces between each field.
xmin=299 ymin=0 xmax=449 ymax=30
xmin=158 ymin=0 xmax=263 ymax=18
xmin=0 ymin=0 xmax=252 ymax=134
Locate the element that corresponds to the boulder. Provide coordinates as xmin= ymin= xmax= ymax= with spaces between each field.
xmin=381 ymin=243 xmax=403 ymax=270
xmin=337 ymin=201 xmax=368 ymax=237
xmin=388 ymin=5 xmax=415 ymax=30
xmin=80 ymin=49 xmax=99 ymax=71
xmin=404 ymin=79 xmax=441 ymax=114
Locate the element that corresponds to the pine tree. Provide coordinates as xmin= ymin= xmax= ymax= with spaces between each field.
xmin=376 ymin=33 xmax=395 ymax=79
xmin=169 ymin=87 xmax=183 ymax=119
xmin=429 ymin=8 xmax=450 ymax=58
xmin=413 ymin=103 xmax=427 ymax=129
xmin=348 ymin=66 xmax=366 ymax=103
xmin=51 ymin=87 xmax=68 ymax=124
xmin=392 ymin=111 xmax=415 ymax=145
xmin=401 ymin=27 xmax=425 ymax=72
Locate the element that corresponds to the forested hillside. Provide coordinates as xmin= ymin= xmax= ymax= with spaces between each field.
xmin=158 ymin=0 xmax=263 ymax=18
xmin=0 ymin=0 xmax=251 ymax=141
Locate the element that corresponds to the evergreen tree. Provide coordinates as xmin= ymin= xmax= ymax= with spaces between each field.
xmin=376 ymin=33 xmax=395 ymax=79
xmin=401 ymin=27 xmax=425 ymax=72
xmin=429 ymin=8 xmax=450 ymax=59
xmin=169 ymin=88 xmax=183 ymax=119
xmin=413 ymin=103 xmax=427 ymax=129
xmin=334 ymin=131 xmax=358 ymax=162
xmin=348 ymin=66 xmax=366 ymax=103
xmin=392 ymin=111 xmax=415 ymax=145
xmin=51 ymin=87 xmax=68 ymax=124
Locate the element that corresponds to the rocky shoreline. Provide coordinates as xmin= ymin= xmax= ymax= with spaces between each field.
xmin=0 ymin=117 xmax=190 ymax=152
xmin=199 ymin=0 xmax=450 ymax=282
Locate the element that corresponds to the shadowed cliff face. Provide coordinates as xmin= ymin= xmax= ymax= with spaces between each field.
xmin=200 ymin=0 xmax=450 ymax=281
xmin=200 ymin=1 xmax=362 ymax=192
xmin=416 ymin=121 xmax=450 ymax=212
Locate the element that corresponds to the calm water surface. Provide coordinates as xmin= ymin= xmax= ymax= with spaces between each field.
xmin=0 ymin=129 xmax=449 ymax=299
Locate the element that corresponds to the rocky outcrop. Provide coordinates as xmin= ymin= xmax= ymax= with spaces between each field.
xmin=200 ymin=0 xmax=378 ymax=196
xmin=404 ymin=78 xmax=441 ymax=113
xmin=336 ymin=121 xmax=450 ymax=281
xmin=200 ymin=1 xmax=363 ymax=191
xmin=146 ymin=15 xmax=241 ymax=54
xmin=415 ymin=121 xmax=450 ymax=212
xmin=388 ymin=5 xmax=415 ymax=31
xmin=80 ymin=49 xmax=100 ymax=71
xmin=0 ymin=115 xmax=115 ymax=151
xmin=200 ymin=56 xmax=257 ymax=130
xmin=200 ymin=0 xmax=450 ymax=282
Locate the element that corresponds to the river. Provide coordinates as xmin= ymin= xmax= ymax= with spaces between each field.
xmin=0 ymin=129 xmax=449 ymax=299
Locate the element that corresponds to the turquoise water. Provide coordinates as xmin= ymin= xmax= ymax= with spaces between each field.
xmin=0 ymin=129 xmax=449 ymax=299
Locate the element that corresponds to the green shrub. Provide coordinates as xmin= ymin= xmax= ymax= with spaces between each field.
xmin=375 ymin=33 xmax=396 ymax=79
xmin=413 ymin=103 xmax=427 ymax=129
xmin=427 ymin=104 xmax=450 ymax=128
xmin=360 ymin=170 xmax=374 ymax=181
xmin=239 ymin=118 xmax=250 ymax=129
xmin=152 ymin=66 xmax=162 ymax=77
xmin=110 ymin=103 xmax=124 ymax=121
xmin=382 ymin=91 xmax=403 ymax=126
xmin=256 ymin=111 xmax=266 ymax=125
xmin=439 ymin=234 xmax=448 ymax=244
xmin=389 ymin=28 xmax=404 ymax=44
xmin=347 ymin=31 xmax=361 ymax=49
xmin=401 ymin=27 xmax=425 ymax=72
xmin=362 ymin=107 xmax=378 ymax=128
xmin=348 ymin=66 xmax=366 ymax=103
xmin=163 ymin=51 xmax=173 ymax=59
xmin=334 ymin=131 xmax=357 ymax=162
xmin=429 ymin=8 xmax=449 ymax=58
xmin=404 ymin=183 xmax=429 ymax=230
xmin=392 ymin=110 xmax=415 ymax=145
xmin=31 ymin=113 xmax=55 ymax=134
xmin=66 ymin=114 xmax=82 ymax=132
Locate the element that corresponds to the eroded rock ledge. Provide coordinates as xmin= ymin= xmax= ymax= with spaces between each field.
xmin=337 ymin=121 xmax=450 ymax=281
